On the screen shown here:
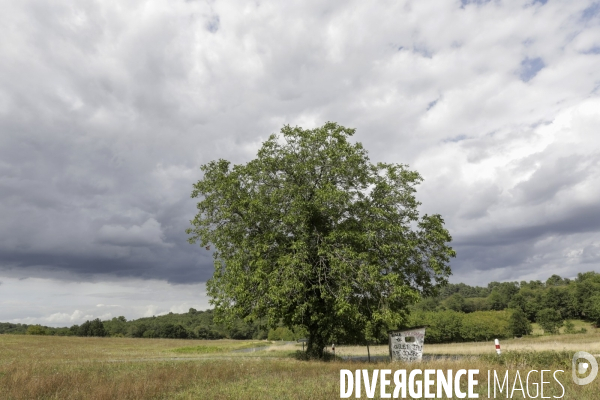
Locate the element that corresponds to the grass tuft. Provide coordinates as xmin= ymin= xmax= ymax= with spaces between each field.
xmin=480 ymin=350 xmax=572 ymax=368
xmin=172 ymin=341 xmax=269 ymax=354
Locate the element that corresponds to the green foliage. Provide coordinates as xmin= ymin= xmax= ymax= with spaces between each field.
xmin=413 ymin=297 xmax=439 ymax=312
xmin=536 ymin=308 xmax=563 ymax=334
xmin=507 ymin=289 xmax=543 ymax=321
xmin=103 ymin=316 xmax=128 ymax=337
xmin=444 ymin=293 xmax=466 ymax=312
xmin=520 ymin=280 xmax=545 ymax=290
xmin=546 ymin=274 xmax=570 ymax=287
xmin=486 ymin=290 xmax=505 ymax=311
xmin=438 ymin=282 xmax=491 ymax=298
xmin=462 ymin=297 xmax=490 ymax=313
xmin=508 ymin=307 xmax=532 ymax=337
xmin=268 ymin=327 xmax=295 ymax=341
xmin=158 ymin=324 xmax=189 ymax=339
xmin=78 ymin=318 xmax=108 ymax=337
xmin=26 ymin=325 xmax=47 ymax=335
xmin=415 ymin=271 xmax=600 ymax=328
xmin=187 ymin=122 xmax=455 ymax=358
xmin=542 ymin=287 xmax=577 ymax=319
xmin=0 ymin=323 xmax=28 ymax=334
xmin=266 ymin=326 xmax=307 ymax=341
xmin=584 ymin=295 xmax=600 ymax=327
xmin=486 ymin=283 xmax=518 ymax=311
xmin=408 ymin=310 xmax=512 ymax=343
xmin=124 ymin=310 xmax=229 ymax=339
xmin=460 ymin=311 xmax=511 ymax=342
xmin=70 ymin=309 xmax=268 ymax=340
xmin=563 ymin=320 xmax=575 ymax=334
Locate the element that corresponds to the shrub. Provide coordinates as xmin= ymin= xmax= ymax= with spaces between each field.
xmin=461 ymin=311 xmax=512 ymax=342
xmin=268 ymin=327 xmax=295 ymax=341
xmin=26 ymin=325 xmax=47 ymax=335
xmin=409 ymin=310 xmax=512 ymax=343
xmin=508 ymin=308 xmax=532 ymax=337
xmin=536 ymin=308 xmax=563 ymax=334
xmin=445 ymin=294 xmax=466 ymax=312
xmin=563 ymin=320 xmax=575 ymax=334
xmin=410 ymin=310 xmax=463 ymax=343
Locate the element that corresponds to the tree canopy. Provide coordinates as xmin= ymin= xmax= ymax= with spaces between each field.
xmin=187 ymin=122 xmax=455 ymax=358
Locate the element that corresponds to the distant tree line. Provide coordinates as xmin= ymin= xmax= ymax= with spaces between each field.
xmin=4 ymin=309 xmax=306 ymax=341
xmin=408 ymin=271 xmax=599 ymax=342
xmin=4 ymin=271 xmax=599 ymax=344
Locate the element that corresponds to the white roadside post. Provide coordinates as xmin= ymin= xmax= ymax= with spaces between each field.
xmin=495 ymin=339 xmax=501 ymax=355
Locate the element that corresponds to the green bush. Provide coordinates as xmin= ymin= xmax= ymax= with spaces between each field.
xmin=461 ymin=310 xmax=512 ymax=341
xmin=419 ymin=310 xmax=464 ymax=343
xmin=563 ymin=320 xmax=575 ymax=334
xmin=444 ymin=294 xmax=466 ymax=312
xmin=268 ymin=327 xmax=295 ymax=341
xmin=536 ymin=308 xmax=563 ymax=334
xmin=408 ymin=310 xmax=512 ymax=343
xmin=508 ymin=308 xmax=532 ymax=337
xmin=26 ymin=325 xmax=47 ymax=335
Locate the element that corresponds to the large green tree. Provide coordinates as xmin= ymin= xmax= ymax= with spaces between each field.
xmin=187 ymin=122 xmax=455 ymax=358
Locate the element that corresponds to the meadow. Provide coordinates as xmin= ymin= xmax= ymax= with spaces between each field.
xmin=1 ymin=330 xmax=599 ymax=399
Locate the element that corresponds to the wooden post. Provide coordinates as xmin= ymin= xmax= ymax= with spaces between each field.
xmin=297 ymin=338 xmax=308 ymax=352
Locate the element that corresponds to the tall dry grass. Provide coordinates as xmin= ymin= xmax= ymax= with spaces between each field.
xmin=1 ymin=334 xmax=599 ymax=399
xmin=0 ymin=335 xmax=270 ymax=399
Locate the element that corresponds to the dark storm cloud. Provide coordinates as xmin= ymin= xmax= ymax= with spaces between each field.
xmin=455 ymin=201 xmax=600 ymax=249
xmin=0 ymin=245 xmax=209 ymax=283
xmin=0 ymin=0 xmax=228 ymax=284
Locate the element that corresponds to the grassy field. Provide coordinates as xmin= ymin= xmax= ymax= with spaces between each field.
xmin=335 ymin=321 xmax=599 ymax=357
xmin=1 ymin=333 xmax=599 ymax=399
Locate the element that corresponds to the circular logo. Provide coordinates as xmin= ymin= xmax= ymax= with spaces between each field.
xmin=572 ymin=351 xmax=598 ymax=385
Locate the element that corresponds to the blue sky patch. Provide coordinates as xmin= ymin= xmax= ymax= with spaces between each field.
xmin=461 ymin=0 xmax=492 ymax=6
xmin=206 ymin=14 xmax=220 ymax=33
xmin=582 ymin=3 xmax=600 ymax=20
xmin=519 ymin=57 xmax=545 ymax=82
xmin=444 ymin=134 xmax=469 ymax=143
xmin=584 ymin=46 xmax=600 ymax=54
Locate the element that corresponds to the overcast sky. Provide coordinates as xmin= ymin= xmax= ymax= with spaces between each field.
xmin=1 ymin=0 xmax=599 ymax=326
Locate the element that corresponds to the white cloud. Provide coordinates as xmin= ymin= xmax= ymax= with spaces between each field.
xmin=97 ymin=218 xmax=172 ymax=247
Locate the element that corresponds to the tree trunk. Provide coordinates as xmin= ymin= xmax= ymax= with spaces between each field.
xmin=306 ymin=325 xmax=326 ymax=359
xmin=367 ymin=340 xmax=371 ymax=363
